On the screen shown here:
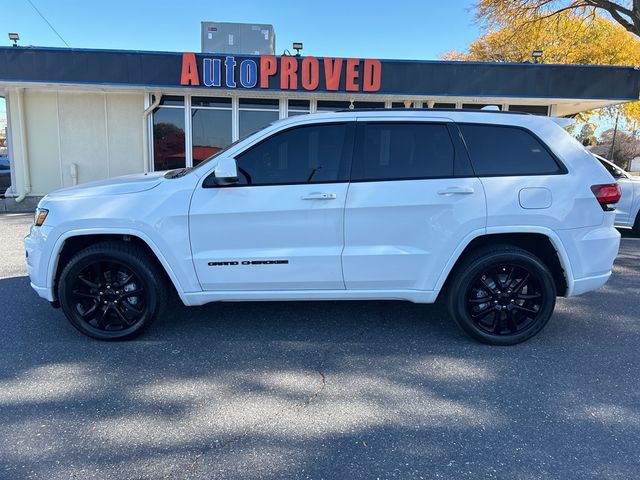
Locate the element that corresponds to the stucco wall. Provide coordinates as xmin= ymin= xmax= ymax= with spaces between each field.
xmin=9 ymin=89 xmax=144 ymax=196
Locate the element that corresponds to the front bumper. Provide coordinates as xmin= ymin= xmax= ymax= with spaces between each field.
xmin=24 ymin=225 xmax=56 ymax=301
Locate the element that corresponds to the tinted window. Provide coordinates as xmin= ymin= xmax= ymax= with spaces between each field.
xmin=191 ymin=98 xmax=232 ymax=167
xmin=352 ymin=123 xmax=455 ymax=181
xmin=235 ymin=123 xmax=352 ymax=185
xmin=153 ymin=107 xmax=185 ymax=171
xmin=508 ymin=105 xmax=549 ymax=116
xmin=459 ymin=124 xmax=560 ymax=176
xmin=239 ymin=99 xmax=280 ymax=138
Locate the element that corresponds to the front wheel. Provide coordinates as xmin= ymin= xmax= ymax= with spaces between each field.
xmin=446 ymin=245 xmax=556 ymax=345
xmin=58 ymin=241 xmax=168 ymax=340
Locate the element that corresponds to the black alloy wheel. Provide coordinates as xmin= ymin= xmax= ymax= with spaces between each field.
xmin=70 ymin=260 xmax=147 ymax=331
xmin=447 ymin=245 xmax=556 ymax=345
xmin=58 ymin=241 xmax=168 ymax=340
xmin=465 ymin=264 xmax=544 ymax=336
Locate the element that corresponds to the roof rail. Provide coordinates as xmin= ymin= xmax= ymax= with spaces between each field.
xmin=334 ymin=107 xmax=533 ymax=115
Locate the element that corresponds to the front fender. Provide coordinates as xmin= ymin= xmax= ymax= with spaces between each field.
xmin=43 ymin=227 xmax=199 ymax=304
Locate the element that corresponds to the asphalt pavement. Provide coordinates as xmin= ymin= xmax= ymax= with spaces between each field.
xmin=0 ymin=213 xmax=638 ymax=480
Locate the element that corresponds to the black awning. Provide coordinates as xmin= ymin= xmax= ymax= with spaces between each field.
xmin=0 ymin=46 xmax=638 ymax=101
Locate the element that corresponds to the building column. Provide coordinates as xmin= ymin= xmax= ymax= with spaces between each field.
xmin=6 ymin=88 xmax=28 ymax=199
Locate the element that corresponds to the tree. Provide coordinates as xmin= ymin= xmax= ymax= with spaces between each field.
xmin=577 ymin=123 xmax=597 ymax=146
xmin=443 ymin=11 xmax=640 ymax=128
xmin=476 ymin=1 xmax=640 ymax=38
xmin=590 ymin=129 xmax=640 ymax=169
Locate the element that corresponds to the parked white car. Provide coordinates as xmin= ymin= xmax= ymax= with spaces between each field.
xmin=593 ymin=154 xmax=640 ymax=234
xmin=24 ymin=109 xmax=621 ymax=345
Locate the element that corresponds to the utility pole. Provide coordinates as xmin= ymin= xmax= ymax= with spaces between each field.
xmin=609 ymin=110 xmax=620 ymax=163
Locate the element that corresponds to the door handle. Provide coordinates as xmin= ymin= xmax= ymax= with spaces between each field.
xmin=301 ymin=192 xmax=337 ymax=200
xmin=437 ymin=186 xmax=475 ymax=196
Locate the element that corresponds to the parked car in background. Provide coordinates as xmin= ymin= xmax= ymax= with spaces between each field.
xmin=24 ymin=110 xmax=621 ymax=345
xmin=594 ymin=154 xmax=640 ymax=234
xmin=0 ymin=154 xmax=11 ymax=195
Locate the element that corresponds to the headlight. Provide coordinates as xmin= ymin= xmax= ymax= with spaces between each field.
xmin=34 ymin=208 xmax=49 ymax=227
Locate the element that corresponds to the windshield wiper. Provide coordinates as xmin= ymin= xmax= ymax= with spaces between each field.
xmin=164 ymin=167 xmax=192 ymax=179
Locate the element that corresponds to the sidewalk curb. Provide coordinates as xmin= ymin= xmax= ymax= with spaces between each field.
xmin=0 ymin=196 xmax=42 ymax=214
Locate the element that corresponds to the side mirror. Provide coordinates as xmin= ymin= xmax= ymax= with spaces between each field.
xmin=203 ymin=157 xmax=239 ymax=187
xmin=613 ymin=169 xmax=624 ymax=179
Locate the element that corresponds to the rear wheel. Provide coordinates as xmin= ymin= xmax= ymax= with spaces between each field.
xmin=58 ymin=241 xmax=168 ymax=340
xmin=633 ymin=212 xmax=640 ymax=236
xmin=446 ymin=245 xmax=556 ymax=345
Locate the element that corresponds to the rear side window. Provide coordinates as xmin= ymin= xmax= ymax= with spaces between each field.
xmin=352 ymin=123 xmax=455 ymax=181
xmin=458 ymin=124 xmax=561 ymax=176
xmin=235 ymin=123 xmax=352 ymax=185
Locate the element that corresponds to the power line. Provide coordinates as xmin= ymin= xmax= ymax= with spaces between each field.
xmin=24 ymin=0 xmax=70 ymax=47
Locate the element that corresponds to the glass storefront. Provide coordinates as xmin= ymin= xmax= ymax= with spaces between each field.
xmin=288 ymin=99 xmax=310 ymax=117
xmin=239 ymin=99 xmax=280 ymax=138
xmin=508 ymin=105 xmax=550 ymax=116
xmin=150 ymin=94 xmax=553 ymax=171
xmin=152 ymin=96 xmax=186 ymax=171
xmin=191 ymin=97 xmax=232 ymax=166
xmin=317 ymin=100 xmax=385 ymax=111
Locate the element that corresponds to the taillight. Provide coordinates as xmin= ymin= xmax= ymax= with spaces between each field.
xmin=591 ymin=183 xmax=621 ymax=211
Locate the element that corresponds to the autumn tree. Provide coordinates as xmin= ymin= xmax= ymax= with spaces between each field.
xmin=590 ymin=129 xmax=640 ymax=168
xmin=443 ymin=11 xmax=640 ymax=128
xmin=476 ymin=1 xmax=640 ymax=38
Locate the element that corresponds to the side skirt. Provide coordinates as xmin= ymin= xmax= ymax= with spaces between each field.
xmin=181 ymin=289 xmax=439 ymax=306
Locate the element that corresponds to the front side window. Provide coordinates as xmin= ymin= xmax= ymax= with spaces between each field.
xmin=234 ymin=123 xmax=352 ymax=186
xmin=458 ymin=124 xmax=561 ymax=176
xmin=352 ymin=122 xmax=455 ymax=181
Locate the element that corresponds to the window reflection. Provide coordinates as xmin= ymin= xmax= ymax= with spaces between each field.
xmin=288 ymin=99 xmax=310 ymax=117
xmin=239 ymin=99 xmax=280 ymax=138
xmin=153 ymin=107 xmax=185 ymax=171
xmin=191 ymin=97 xmax=232 ymax=166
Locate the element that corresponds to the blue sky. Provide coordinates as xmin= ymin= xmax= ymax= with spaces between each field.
xmin=0 ymin=0 xmax=481 ymax=125
xmin=0 ymin=0 xmax=480 ymax=59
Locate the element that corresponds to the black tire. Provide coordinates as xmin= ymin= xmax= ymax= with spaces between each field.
xmin=633 ymin=212 xmax=640 ymax=236
xmin=446 ymin=245 xmax=556 ymax=346
xmin=58 ymin=241 xmax=168 ymax=340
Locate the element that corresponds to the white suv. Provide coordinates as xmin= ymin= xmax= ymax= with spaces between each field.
xmin=24 ymin=109 xmax=621 ymax=345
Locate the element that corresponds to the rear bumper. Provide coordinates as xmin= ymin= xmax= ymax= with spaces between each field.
xmin=570 ymin=272 xmax=612 ymax=296
xmin=557 ymin=223 xmax=620 ymax=297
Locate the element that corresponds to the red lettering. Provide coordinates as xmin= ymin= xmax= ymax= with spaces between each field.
xmin=363 ymin=59 xmax=382 ymax=92
xmin=324 ymin=58 xmax=343 ymax=91
xmin=301 ymin=57 xmax=319 ymax=90
xmin=280 ymin=56 xmax=298 ymax=90
xmin=180 ymin=52 xmax=199 ymax=86
xmin=260 ymin=55 xmax=277 ymax=88
xmin=345 ymin=58 xmax=360 ymax=92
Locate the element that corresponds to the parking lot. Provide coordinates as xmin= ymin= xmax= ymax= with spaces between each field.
xmin=0 ymin=213 xmax=638 ymax=480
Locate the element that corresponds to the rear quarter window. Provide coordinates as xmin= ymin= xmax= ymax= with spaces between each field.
xmin=458 ymin=124 xmax=562 ymax=176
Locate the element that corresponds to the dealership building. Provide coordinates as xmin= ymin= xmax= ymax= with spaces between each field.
xmin=0 ymin=43 xmax=639 ymax=209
